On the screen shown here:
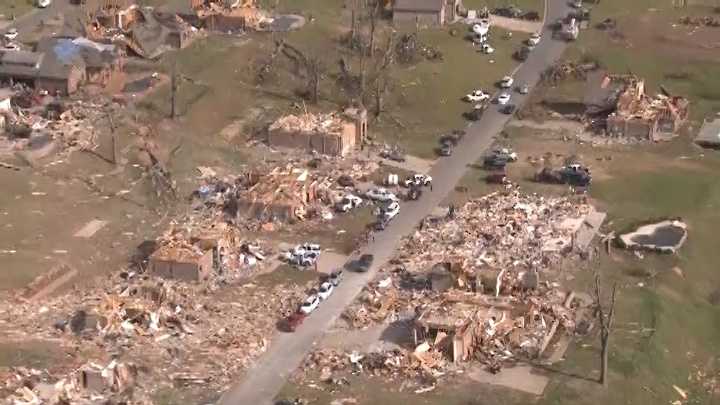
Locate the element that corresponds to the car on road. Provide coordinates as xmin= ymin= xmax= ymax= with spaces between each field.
xmin=528 ymin=32 xmax=542 ymax=46
xmin=382 ymin=201 xmax=400 ymax=220
xmin=329 ymin=269 xmax=343 ymax=286
xmin=500 ymin=104 xmax=517 ymax=115
xmin=403 ymin=173 xmax=432 ymax=188
xmin=500 ymin=76 xmax=514 ymax=89
xmin=335 ymin=194 xmax=362 ymax=212
xmin=497 ymin=93 xmax=511 ymax=105
xmin=365 ymin=187 xmax=398 ymax=202
xmin=518 ymin=83 xmax=530 ymax=94
xmin=317 ymin=281 xmax=334 ymax=301
xmin=437 ymin=144 xmax=453 ymax=157
xmin=299 ymin=294 xmax=321 ymax=314
xmin=37 ymin=0 xmax=52 ymax=7
xmin=464 ymin=90 xmax=490 ymax=103
xmin=356 ymin=254 xmax=374 ymax=272
xmin=4 ymin=29 xmax=18 ymax=41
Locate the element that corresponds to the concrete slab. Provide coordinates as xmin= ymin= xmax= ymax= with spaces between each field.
xmin=74 ymin=219 xmax=108 ymax=238
xmin=467 ymin=364 xmax=549 ymax=396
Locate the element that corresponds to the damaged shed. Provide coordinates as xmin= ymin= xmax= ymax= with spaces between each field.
xmin=149 ymin=243 xmax=214 ymax=281
xmin=414 ymin=302 xmax=478 ymax=363
xmin=393 ymin=0 xmax=461 ymax=27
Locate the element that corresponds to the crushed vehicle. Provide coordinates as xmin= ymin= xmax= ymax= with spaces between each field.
xmin=335 ymin=194 xmax=363 ymax=212
xmin=403 ymin=174 xmax=432 ymax=188
xmin=318 ymin=281 xmax=334 ymax=301
xmin=483 ymin=148 xmax=518 ymax=169
xmin=366 ymin=187 xmax=398 ymax=202
xmin=379 ymin=149 xmax=406 ymax=162
xmin=536 ymin=164 xmax=592 ymax=187
xmin=464 ymin=90 xmax=490 ymax=103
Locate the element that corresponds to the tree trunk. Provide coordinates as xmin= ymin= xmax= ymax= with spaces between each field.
xmin=369 ymin=3 xmax=376 ymax=58
xmin=600 ymin=332 xmax=609 ymax=386
xmin=170 ymin=63 xmax=177 ymax=119
xmin=374 ymin=78 xmax=382 ymax=117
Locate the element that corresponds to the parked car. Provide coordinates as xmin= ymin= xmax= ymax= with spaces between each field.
xmin=571 ymin=0 xmax=583 ymax=9
xmin=491 ymin=148 xmax=518 ymax=161
xmin=500 ymin=104 xmax=517 ymax=114
xmin=528 ymin=32 xmax=542 ymax=46
xmin=290 ymin=251 xmax=320 ymax=267
xmin=437 ymin=145 xmax=453 ymax=157
xmin=357 ymin=254 xmax=374 ymax=272
xmin=4 ymin=28 xmax=18 ymax=41
xmin=291 ymin=243 xmax=320 ymax=256
xmin=406 ymin=186 xmax=422 ymax=201
xmin=299 ymin=295 xmax=321 ymax=314
xmin=382 ymin=201 xmax=400 ymax=220
xmin=513 ymin=46 xmax=530 ymax=61
xmin=335 ymin=194 xmax=363 ymax=212
xmin=4 ymin=43 xmax=20 ymax=51
xmin=365 ymin=187 xmax=398 ymax=202
xmin=497 ymin=93 xmax=511 ymax=105
xmin=329 ymin=270 xmax=343 ymax=286
xmin=518 ymin=83 xmax=530 ymax=94
xmin=500 ymin=76 xmax=514 ymax=88
xmin=403 ymin=174 xmax=432 ymax=188
xmin=464 ymin=89 xmax=490 ymax=103
xmin=37 ymin=0 xmax=52 ymax=7
xmin=317 ymin=281 xmax=334 ymax=301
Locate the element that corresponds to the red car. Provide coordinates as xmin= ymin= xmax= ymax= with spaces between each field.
xmin=284 ymin=311 xmax=307 ymax=332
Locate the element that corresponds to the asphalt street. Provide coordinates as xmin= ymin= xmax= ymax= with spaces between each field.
xmin=218 ymin=1 xmax=572 ymax=404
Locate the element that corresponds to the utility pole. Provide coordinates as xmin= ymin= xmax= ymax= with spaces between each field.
xmin=594 ymin=274 xmax=617 ymax=387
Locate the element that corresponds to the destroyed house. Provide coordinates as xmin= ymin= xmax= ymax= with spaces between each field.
xmin=37 ymin=37 xmax=121 ymax=87
xmin=236 ymin=167 xmax=331 ymax=222
xmin=149 ymin=243 xmax=214 ymax=281
xmin=267 ymin=108 xmax=367 ymax=157
xmin=0 ymin=46 xmax=86 ymax=95
xmin=393 ymin=0 xmax=460 ymax=26
xmin=414 ymin=302 xmax=477 ymax=363
xmin=587 ymin=74 xmax=689 ymax=140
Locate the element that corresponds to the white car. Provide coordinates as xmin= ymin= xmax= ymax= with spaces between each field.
xmin=404 ymin=174 xmax=432 ymax=188
xmin=291 ymin=243 xmax=320 ymax=256
xmin=4 ymin=29 xmax=18 ymax=41
xmin=500 ymin=76 xmax=514 ymax=89
xmin=300 ymin=295 xmax=321 ymax=314
xmin=464 ymin=90 xmax=490 ymax=103
xmin=497 ymin=93 xmax=511 ymax=105
xmin=318 ymin=282 xmax=334 ymax=301
xmin=382 ymin=201 xmax=400 ymax=220
xmin=481 ymin=43 xmax=495 ymax=54
xmin=37 ymin=0 xmax=52 ymax=7
xmin=365 ymin=187 xmax=398 ymax=202
xmin=336 ymin=194 xmax=362 ymax=212
xmin=290 ymin=251 xmax=320 ymax=267
xmin=472 ymin=20 xmax=490 ymax=36
xmin=3 ymin=43 xmax=20 ymax=51
xmin=528 ymin=32 xmax=542 ymax=46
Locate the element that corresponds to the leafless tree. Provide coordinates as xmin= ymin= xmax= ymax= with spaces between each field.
xmin=594 ymin=274 xmax=617 ymax=387
xmin=279 ymin=41 xmax=326 ymax=104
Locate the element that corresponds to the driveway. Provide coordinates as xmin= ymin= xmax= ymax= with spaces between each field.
xmin=219 ymin=2 xmax=572 ymax=404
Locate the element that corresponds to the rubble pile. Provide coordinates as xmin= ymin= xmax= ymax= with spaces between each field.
xmin=0 ymin=267 xmax=313 ymax=403
xmin=269 ymin=113 xmax=348 ymax=136
xmin=395 ymin=34 xmax=443 ymax=65
xmin=541 ymin=60 xmax=600 ymax=84
xmin=679 ymin=15 xmax=720 ymax=27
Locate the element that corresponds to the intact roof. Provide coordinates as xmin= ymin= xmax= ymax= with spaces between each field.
xmin=394 ymin=0 xmax=444 ymax=12
xmin=695 ymin=117 xmax=720 ymax=147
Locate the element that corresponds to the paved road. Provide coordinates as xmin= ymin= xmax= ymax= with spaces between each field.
xmin=219 ymin=2 xmax=570 ymax=404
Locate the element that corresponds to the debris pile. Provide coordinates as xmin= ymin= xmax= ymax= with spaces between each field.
xmin=541 ymin=60 xmax=600 ymax=84
xmin=678 ymin=15 xmax=720 ymax=27
xmin=395 ymin=34 xmax=443 ymax=64
xmin=269 ymin=113 xmax=348 ymax=136
xmin=0 ymin=266 xmax=313 ymax=403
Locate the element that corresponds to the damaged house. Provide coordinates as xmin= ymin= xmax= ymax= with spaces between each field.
xmin=235 ymin=166 xmax=333 ymax=222
xmin=267 ymin=107 xmax=367 ymax=157
xmin=586 ymin=73 xmax=689 ymax=140
xmin=148 ymin=241 xmax=214 ymax=282
xmin=0 ymin=48 xmax=86 ymax=96
xmin=393 ymin=0 xmax=461 ymax=27
xmin=36 ymin=37 xmax=123 ymax=87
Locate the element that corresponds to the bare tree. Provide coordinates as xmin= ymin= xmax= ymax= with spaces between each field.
xmin=594 ymin=274 xmax=617 ymax=387
xmin=279 ymin=41 xmax=326 ymax=104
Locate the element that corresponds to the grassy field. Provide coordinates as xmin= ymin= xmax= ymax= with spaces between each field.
xmin=0 ymin=0 xmax=32 ymax=19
